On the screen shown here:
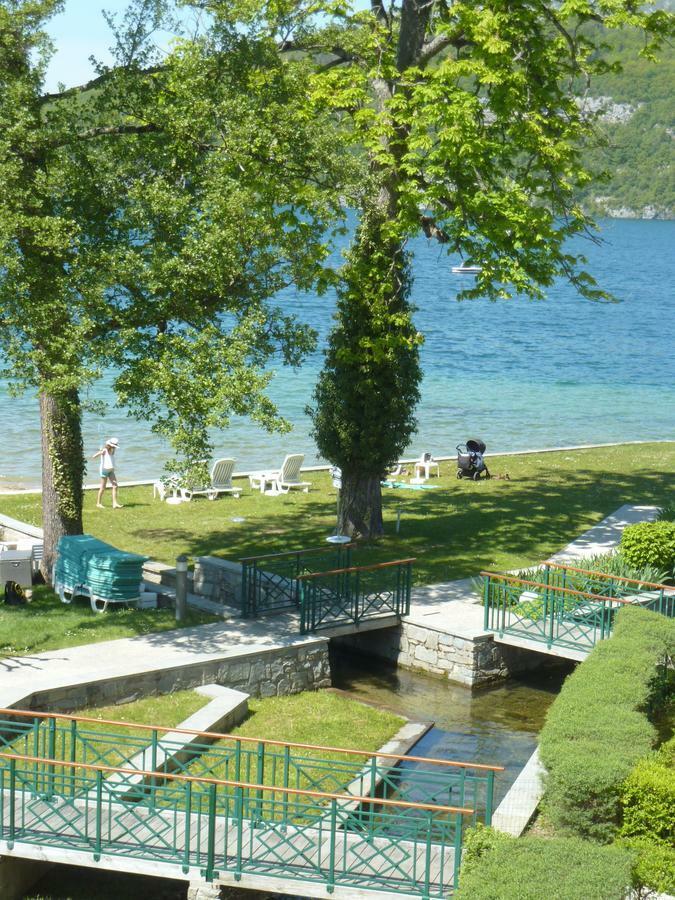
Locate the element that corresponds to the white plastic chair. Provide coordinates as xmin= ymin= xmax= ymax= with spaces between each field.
xmin=180 ymin=458 xmax=241 ymax=501
xmin=413 ymin=453 xmax=440 ymax=480
xmin=249 ymin=454 xmax=311 ymax=494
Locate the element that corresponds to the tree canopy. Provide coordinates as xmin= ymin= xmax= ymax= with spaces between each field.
xmin=0 ymin=0 xmax=354 ymax=565
xmin=1 ymin=0 xmax=671 ymax=552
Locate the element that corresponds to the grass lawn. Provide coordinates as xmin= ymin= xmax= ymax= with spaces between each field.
xmin=4 ymin=689 xmax=211 ymax=763
xmin=160 ymin=691 xmax=406 ymax=812
xmin=0 ymin=586 xmax=217 ymax=658
xmin=230 ymin=690 xmax=404 ymax=751
xmin=2 ymin=443 xmax=673 ymax=585
xmin=9 ymin=689 xmax=403 ymax=790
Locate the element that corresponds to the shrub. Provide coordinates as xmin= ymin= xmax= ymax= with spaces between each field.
xmin=620 ymin=735 xmax=675 ymax=846
xmin=455 ymin=828 xmax=635 ymax=900
xmin=538 ymin=606 xmax=675 ymax=842
xmin=621 ymin=837 xmax=675 ymax=896
xmin=565 ymin=551 xmax=667 ymax=587
xmin=621 ymin=521 xmax=675 ymax=572
xmin=656 ymin=502 xmax=675 ymax=523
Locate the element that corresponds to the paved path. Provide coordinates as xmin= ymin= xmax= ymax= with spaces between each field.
xmin=0 ymin=611 xmax=400 ymax=711
xmin=0 ymin=504 xmax=658 ymax=712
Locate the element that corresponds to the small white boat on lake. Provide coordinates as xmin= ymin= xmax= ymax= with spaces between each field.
xmin=451 ymin=263 xmax=482 ymax=275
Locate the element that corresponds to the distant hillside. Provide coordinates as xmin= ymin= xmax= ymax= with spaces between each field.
xmin=577 ymin=24 xmax=674 ymax=219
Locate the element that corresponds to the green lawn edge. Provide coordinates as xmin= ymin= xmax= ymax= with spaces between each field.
xmin=2 ymin=443 xmax=673 ymax=586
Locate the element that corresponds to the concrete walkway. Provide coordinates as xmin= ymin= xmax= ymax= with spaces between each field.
xmin=0 ymin=503 xmax=658 ymax=712
xmin=0 ymin=610 xmax=400 ymax=711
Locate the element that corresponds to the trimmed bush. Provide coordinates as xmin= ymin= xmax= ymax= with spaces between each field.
xmin=455 ymin=826 xmax=635 ymax=900
xmin=620 ymin=520 xmax=675 ymax=572
xmin=539 ymin=606 xmax=675 ymax=842
xmin=617 ymin=736 xmax=675 ymax=894
xmin=621 ymin=837 xmax=675 ymax=896
xmin=620 ymin=735 xmax=675 ymax=846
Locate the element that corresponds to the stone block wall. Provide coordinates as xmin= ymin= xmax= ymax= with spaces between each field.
xmin=26 ymin=641 xmax=331 ymax=712
xmin=337 ymin=621 xmax=541 ymax=687
xmin=193 ymin=557 xmax=243 ymax=613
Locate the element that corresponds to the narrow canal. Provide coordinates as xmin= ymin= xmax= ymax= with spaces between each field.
xmin=26 ymin=648 xmax=573 ymax=899
xmin=330 ymin=646 xmax=574 ymax=806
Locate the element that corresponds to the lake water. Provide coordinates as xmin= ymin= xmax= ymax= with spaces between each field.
xmin=1 ymin=217 xmax=673 ymax=488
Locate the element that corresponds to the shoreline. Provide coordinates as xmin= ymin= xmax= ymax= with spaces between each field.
xmin=1 ymin=438 xmax=672 ymax=496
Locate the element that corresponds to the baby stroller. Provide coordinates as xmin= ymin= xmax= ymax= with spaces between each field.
xmin=456 ymin=439 xmax=490 ymax=480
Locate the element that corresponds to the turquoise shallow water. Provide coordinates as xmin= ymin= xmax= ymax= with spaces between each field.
xmin=1 ymin=217 xmax=673 ymax=487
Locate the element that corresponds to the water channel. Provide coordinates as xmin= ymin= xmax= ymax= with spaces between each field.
xmin=26 ymin=648 xmax=572 ymax=899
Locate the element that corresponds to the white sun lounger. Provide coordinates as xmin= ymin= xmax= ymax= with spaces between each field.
xmin=179 ymin=458 xmax=241 ymax=501
xmin=249 ymin=454 xmax=311 ymax=494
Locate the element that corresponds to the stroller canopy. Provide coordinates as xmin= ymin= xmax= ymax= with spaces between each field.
xmin=466 ymin=439 xmax=486 ymax=454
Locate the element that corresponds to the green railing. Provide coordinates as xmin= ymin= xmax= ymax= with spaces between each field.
xmin=0 ymin=710 xmax=504 ymax=898
xmin=482 ymin=565 xmax=675 ymax=653
xmin=298 ymin=559 xmax=414 ymax=634
xmin=541 ymin=562 xmax=675 ymax=615
xmin=239 ymin=545 xmax=354 ymax=618
xmin=0 ymin=709 xmax=498 ymax=826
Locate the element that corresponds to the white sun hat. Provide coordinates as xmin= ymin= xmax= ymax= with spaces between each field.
xmin=106 ymin=437 xmax=120 ymax=447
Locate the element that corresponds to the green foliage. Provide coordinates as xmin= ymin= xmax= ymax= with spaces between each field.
xmin=622 ymin=837 xmax=675 ymax=896
xmin=308 ymin=205 xmax=422 ymax=531
xmin=575 ymin=25 xmax=675 ymax=217
xmin=303 ymin=0 xmax=673 ymax=532
xmin=620 ymin=735 xmax=675 ymax=846
xmin=539 ymin=606 xmax=675 ymax=841
xmin=621 ymin=521 xmax=675 ymax=571
xmin=566 ymin=551 xmax=668 ymax=585
xmin=0 ymin=1 xmax=354 ymax=550
xmin=657 ymin=502 xmax=675 ymax=523
xmin=456 ymin=828 xmax=635 ymax=900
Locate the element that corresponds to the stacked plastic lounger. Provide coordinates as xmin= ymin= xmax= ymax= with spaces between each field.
xmin=54 ymin=534 xmax=149 ymax=613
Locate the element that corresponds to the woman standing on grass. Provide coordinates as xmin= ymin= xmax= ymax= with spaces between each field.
xmin=92 ymin=438 xmax=123 ymax=509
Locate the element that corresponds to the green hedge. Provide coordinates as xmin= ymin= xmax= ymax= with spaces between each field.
xmin=617 ymin=735 xmax=675 ymax=894
xmin=621 ymin=735 xmax=675 ymax=845
xmin=620 ymin=520 xmax=675 ymax=572
xmin=455 ymin=826 xmax=635 ymax=900
xmin=538 ymin=606 xmax=675 ymax=842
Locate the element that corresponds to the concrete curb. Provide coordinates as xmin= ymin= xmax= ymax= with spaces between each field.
xmin=104 ymin=685 xmax=249 ymax=799
xmin=491 ymin=747 xmax=546 ymax=836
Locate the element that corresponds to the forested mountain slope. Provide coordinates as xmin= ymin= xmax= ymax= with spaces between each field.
xmin=578 ymin=24 xmax=674 ymax=218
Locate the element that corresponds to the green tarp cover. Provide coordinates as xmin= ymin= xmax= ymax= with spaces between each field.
xmin=55 ymin=534 xmax=148 ymax=602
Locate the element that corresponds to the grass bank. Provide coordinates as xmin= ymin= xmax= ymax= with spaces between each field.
xmin=2 ymin=443 xmax=673 ymax=584
xmin=7 ymin=688 xmax=403 ymax=763
xmin=0 ymin=586 xmax=217 ymax=658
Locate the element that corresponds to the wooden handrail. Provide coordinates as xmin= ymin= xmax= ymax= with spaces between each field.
xmin=298 ymin=558 xmax=417 ymax=580
xmin=543 ymin=561 xmax=671 ymax=592
xmin=480 ymin=572 xmax=637 ymax=605
xmin=0 ymin=708 xmax=503 ymax=772
xmin=0 ymin=751 xmax=475 ymax=815
xmin=239 ymin=544 xmax=356 ymax=564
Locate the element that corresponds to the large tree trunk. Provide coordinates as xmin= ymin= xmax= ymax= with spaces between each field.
xmin=39 ymin=389 xmax=84 ymax=580
xmin=338 ymin=471 xmax=384 ymax=539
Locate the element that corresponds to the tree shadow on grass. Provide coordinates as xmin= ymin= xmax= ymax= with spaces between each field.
xmin=123 ymin=460 xmax=674 ymax=585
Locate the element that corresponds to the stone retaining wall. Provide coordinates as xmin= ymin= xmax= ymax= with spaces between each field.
xmin=26 ymin=641 xmax=331 ymax=713
xmin=337 ymin=621 xmax=541 ymax=687
xmin=192 ymin=557 xmax=243 ymax=613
